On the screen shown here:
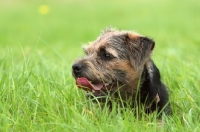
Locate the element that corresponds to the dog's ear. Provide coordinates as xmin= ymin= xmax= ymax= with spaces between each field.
xmin=125 ymin=33 xmax=155 ymax=71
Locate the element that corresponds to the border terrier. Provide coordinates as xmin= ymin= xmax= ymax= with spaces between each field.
xmin=72 ymin=28 xmax=171 ymax=115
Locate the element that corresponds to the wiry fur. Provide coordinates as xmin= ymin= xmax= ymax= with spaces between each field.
xmin=72 ymin=28 xmax=171 ymax=115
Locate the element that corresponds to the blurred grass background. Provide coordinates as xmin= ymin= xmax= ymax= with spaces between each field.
xmin=1 ymin=0 xmax=199 ymax=55
xmin=0 ymin=0 xmax=200 ymax=131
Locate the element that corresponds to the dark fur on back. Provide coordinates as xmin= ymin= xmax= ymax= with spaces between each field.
xmin=140 ymin=60 xmax=171 ymax=115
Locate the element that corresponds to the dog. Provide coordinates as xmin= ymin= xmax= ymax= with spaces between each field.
xmin=72 ymin=28 xmax=171 ymax=115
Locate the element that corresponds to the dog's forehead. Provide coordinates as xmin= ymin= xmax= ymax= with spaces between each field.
xmin=84 ymin=29 xmax=141 ymax=54
xmin=103 ymin=29 xmax=142 ymax=38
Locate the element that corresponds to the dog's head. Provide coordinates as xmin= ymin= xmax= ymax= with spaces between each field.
xmin=72 ymin=28 xmax=155 ymax=97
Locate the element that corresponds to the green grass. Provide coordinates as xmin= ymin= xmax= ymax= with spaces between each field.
xmin=0 ymin=0 xmax=200 ymax=131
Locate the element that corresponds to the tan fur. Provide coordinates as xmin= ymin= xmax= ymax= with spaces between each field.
xmin=127 ymin=32 xmax=142 ymax=40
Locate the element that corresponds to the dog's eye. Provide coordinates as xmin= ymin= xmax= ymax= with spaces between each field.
xmin=99 ymin=47 xmax=114 ymax=60
xmin=103 ymin=53 xmax=112 ymax=59
xmin=101 ymin=52 xmax=114 ymax=60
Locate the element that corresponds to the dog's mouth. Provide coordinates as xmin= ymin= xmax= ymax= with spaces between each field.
xmin=75 ymin=77 xmax=117 ymax=96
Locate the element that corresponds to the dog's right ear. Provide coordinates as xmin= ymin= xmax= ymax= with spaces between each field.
xmin=125 ymin=32 xmax=155 ymax=71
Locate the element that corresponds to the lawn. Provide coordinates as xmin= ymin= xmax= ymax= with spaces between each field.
xmin=0 ymin=0 xmax=200 ymax=131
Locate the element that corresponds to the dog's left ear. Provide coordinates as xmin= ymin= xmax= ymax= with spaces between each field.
xmin=125 ymin=33 xmax=155 ymax=71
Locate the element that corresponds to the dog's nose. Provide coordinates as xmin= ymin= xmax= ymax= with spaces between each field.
xmin=72 ymin=63 xmax=83 ymax=75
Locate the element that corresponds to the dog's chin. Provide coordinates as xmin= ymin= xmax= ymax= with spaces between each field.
xmin=75 ymin=77 xmax=118 ymax=97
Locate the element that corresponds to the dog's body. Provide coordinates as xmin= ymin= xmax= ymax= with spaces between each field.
xmin=72 ymin=28 xmax=171 ymax=115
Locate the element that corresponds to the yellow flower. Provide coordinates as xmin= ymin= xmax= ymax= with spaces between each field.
xmin=38 ymin=5 xmax=50 ymax=15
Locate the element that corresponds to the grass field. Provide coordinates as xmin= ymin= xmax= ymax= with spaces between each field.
xmin=0 ymin=0 xmax=200 ymax=131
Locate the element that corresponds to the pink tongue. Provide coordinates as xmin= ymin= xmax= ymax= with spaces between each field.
xmin=76 ymin=78 xmax=104 ymax=91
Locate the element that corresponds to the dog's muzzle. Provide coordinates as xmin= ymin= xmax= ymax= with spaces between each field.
xmin=72 ymin=63 xmax=117 ymax=96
